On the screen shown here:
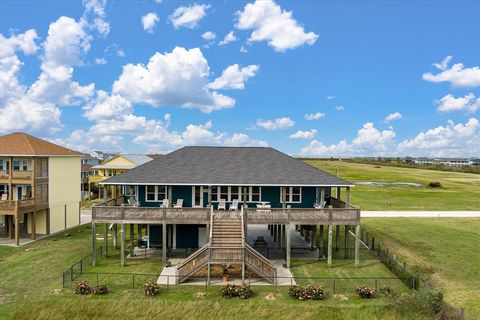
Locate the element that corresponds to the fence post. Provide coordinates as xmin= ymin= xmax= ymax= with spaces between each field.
xmin=132 ymin=274 xmax=135 ymax=289
xmin=96 ymin=274 xmax=99 ymax=285
xmin=375 ymin=278 xmax=378 ymax=292
xmin=333 ymin=279 xmax=336 ymax=294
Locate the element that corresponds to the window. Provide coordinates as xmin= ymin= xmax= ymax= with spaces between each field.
xmin=280 ymin=187 xmax=302 ymax=203
xmin=13 ymin=160 xmax=20 ymax=171
xmin=0 ymin=160 xmax=5 ymax=171
xmin=0 ymin=185 xmax=8 ymax=196
xmin=146 ymin=185 xmax=167 ymax=202
xmin=220 ymin=186 xmax=229 ymax=201
xmin=230 ymin=186 xmax=239 ymax=200
xmin=250 ymin=186 xmax=261 ymax=202
xmin=211 ymin=186 xmax=218 ymax=202
xmin=22 ymin=159 xmax=28 ymax=171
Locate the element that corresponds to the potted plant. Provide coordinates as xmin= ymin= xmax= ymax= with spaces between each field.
xmin=222 ymin=264 xmax=229 ymax=283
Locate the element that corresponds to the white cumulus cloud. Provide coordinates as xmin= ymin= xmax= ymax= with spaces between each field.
xmin=398 ymin=118 xmax=480 ymax=157
xmin=169 ymin=3 xmax=210 ymax=29
xmin=219 ymin=31 xmax=237 ymax=46
xmin=300 ymin=123 xmax=395 ymax=157
xmin=255 ymin=117 xmax=295 ymax=130
xmin=84 ymin=90 xmax=133 ymax=120
xmin=436 ymin=93 xmax=480 ymax=113
xmin=235 ymin=0 xmax=318 ymax=52
xmin=208 ymin=64 xmax=259 ymax=90
xmin=423 ymin=56 xmax=480 ymax=88
xmin=384 ymin=112 xmax=403 ymax=122
xmin=304 ymin=112 xmax=325 ymax=120
xmin=112 ymin=47 xmax=235 ymax=113
xmin=289 ymin=129 xmax=317 ymax=139
xmin=142 ymin=12 xmax=159 ymax=33
xmin=201 ymin=31 xmax=216 ymax=41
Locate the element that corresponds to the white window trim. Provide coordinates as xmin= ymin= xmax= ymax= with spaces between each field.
xmin=248 ymin=186 xmax=262 ymax=202
xmin=216 ymin=186 xmax=242 ymax=202
xmin=280 ymin=187 xmax=302 ymax=203
xmin=192 ymin=186 xmax=204 ymax=207
xmin=210 ymin=186 xmax=262 ymax=203
xmin=145 ymin=185 xmax=167 ymax=202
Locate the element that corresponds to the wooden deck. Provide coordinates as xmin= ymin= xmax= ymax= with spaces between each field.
xmin=92 ymin=204 xmax=360 ymax=225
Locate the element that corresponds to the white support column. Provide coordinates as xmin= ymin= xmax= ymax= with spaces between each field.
xmin=355 ymin=224 xmax=361 ymax=268
xmin=328 ymin=225 xmax=333 ymax=267
xmin=121 ymin=224 xmax=126 ymax=267
xmin=320 ymin=188 xmax=325 ymax=208
xmin=162 ymin=222 xmax=167 ymax=264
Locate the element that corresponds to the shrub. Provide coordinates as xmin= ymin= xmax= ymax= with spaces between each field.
xmin=73 ymin=281 xmax=91 ymax=295
xmin=304 ymin=285 xmax=326 ymax=300
xmin=219 ymin=284 xmax=252 ymax=299
xmin=428 ymin=181 xmax=442 ymax=188
xmin=288 ymin=285 xmax=326 ymax=301
xmin=92 ymin=284 xmax=108 ymax=295
xmin=288 ymin=285 xmax=304 ymax=299
xmin=379 ymin=286 xmax=394 ymax=298
xmin=355 ymin=285 xmax=376 ymax=299
xmin=143 ymin=281 xmax=160 ymax=297
xmin=394 ymin=288 xmax=444 ymax=317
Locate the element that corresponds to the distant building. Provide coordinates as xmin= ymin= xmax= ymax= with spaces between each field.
xmin=414 ymin=157 xmax=480 ymax=167
xmin=0 ymin=132 xmax=81 ymax=246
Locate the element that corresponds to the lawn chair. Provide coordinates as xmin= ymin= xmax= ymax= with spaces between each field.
xmin=313 ymin=201 xmax=326 ymax=209
xmin=218 ymin=199 xmax=226 ymax=210
xmin=160 ymin=199 xmax=169 ymax=208
xmin=173 ymin=199 xmax=183 ymax=209
xmin=229 ymin=199 xmax=239 ymax=211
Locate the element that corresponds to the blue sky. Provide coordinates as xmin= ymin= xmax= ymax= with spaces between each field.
xmin=0 ymin=0 xmax=479 ymax=157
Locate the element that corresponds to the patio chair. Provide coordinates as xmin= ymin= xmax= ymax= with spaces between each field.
xmin=229 ymin=199 xmax=239 ymax=211
xmin=173 ymin=199 xmax=183 ymax=209
xmin=160 ymin=199 xmax=169 ymax=208
xmin=218 ymin=199 xmax=226 ymax=210
xmin=313 ymin=200 xmax=327 ymax=209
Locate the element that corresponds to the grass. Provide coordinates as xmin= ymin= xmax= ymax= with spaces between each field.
xmin=363 ymin=218 xmax=480 ymax=318
xmin=0 ymin=224 xmax=424 ymax=320
xmin=306 ymin=160 xmax=480 ymax=210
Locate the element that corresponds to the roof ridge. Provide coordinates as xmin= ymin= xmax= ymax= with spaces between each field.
xmin=23 ymin=133 xmax=36 ymax=154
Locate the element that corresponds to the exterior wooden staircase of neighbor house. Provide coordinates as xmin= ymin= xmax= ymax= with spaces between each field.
xmin=176 ymin=207 xmax=277 ymax=284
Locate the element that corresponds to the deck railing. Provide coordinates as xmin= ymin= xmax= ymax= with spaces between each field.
xmin=0 ymin=198 xmax=39 ymax=212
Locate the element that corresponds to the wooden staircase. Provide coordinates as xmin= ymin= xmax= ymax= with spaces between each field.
xmin=176 ymin=207 xmax=277 ymax=284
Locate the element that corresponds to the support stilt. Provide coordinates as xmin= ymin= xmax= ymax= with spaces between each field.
xmin=121 ymin=224 xmax=126 ymax=267
xmin=104 ymin=223 xmax=108 ymax=257
xmin=355 ymin=224 xmax=361 ymax=268
xmin=92 ymin=223 xmax=97 ymax=266
xmin=162 ymin=222 xmax=167 ymax=264
xmin=328 ymin=225 xmax=333 ymax=267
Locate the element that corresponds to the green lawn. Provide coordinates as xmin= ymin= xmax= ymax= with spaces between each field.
xmin=0 ymin=224 xmax=425 ymax=320
xmin=363 ymin=218 xmax=480 ymax=318
xmin=306 ymin=160 xmax=480 ymax=210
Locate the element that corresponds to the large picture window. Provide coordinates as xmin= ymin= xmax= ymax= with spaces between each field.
xmin=146 ymin=185 xmax=167 ymax=202
xmin=249 ymin=186 xmax=261 ymax=202
xmin=280 ymin=187 xmax=302 ymax=203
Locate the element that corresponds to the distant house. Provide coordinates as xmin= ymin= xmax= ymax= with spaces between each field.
xmin=0 ymin=132 xmax=81 ymax=246
xmin=93 ymin=146 xmax=361 ymax=283
xmin=88 ymin=154 xmax=153 ymax=199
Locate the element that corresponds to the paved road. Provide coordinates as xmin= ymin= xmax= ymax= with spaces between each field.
xmin=362 ymin=211 xmax=480 ymax=218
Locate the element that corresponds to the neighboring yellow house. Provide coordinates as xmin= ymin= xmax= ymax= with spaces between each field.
xmin=0 ymin=132 xmax=81 ymax=246
xmin=88 ymin=154 xmax=152 ymax=199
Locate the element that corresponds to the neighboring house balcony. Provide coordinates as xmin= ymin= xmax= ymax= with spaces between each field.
xmin=0 ymin=197 xmax=49 ymax=216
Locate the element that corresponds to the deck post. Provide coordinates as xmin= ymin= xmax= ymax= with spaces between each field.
xmin=162 ymin=222 xmax=167 ymax=264
xmin=327 ymin=224 xmax=333 ymax=267
xmin=104 ymin=223 xmax=108 ymax=257
xmin=320 ymin=188 xmax=325 ymax=208
xmin=103 ymin=185 xmax=107 ymax=203
xmin=92 ymin=223 xmax=97 ymax=266
xmin=130 ymin=224 xmax=135 ymax=257
xmin=311 ymin=225 xmax=317 ymax=249
xmin=7 ymin=215 xmax=13 ymax=239
xmin=346 ymin=187 xmax=350 ymax=207
xmin=121 ymin=223 xmax=126 ymax=267
xmin=344 ymin=225 xmax=349 ymax=259
xmin=31 ymin=210 xmax=36 ymax=240
xmin=168 ymin=186 xmax=173 ymax=207
xmin=355 ymin=224 xmax=361 ymax=268
xmin=113 ymin=224 xmax=118 ymax=249
xmin=14 ymin=214 xmax=19 ymax=246
xmin=273 ymin=224 xmax=278 ymax=243
xmin=286 ymin=205 xmax=291 ymax=268
xmin=319 ymin=225 xmax=324 ymax=259
xmin=137 ymin=224 xmax=142 ymax=241
xmin=337 ymin=187 xmax=341 ymax=202
xmin=335 ymin=225 xmax=340 ymax=251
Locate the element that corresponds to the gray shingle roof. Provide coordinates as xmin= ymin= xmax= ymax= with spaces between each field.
xmin=101 ymin=146 xmax=353 ymax=186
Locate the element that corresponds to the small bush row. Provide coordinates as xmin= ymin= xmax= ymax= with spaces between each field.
xmin=219 ymin=284 xmax=252 ymax=299
xmin=73 ymin=281 xmax=108 ymax=295
xmin=143 ymin=281 xmax=160 ymax=296
xmin=355 ymin=285 xmax=376 ymax=299
xmin=288 ymin=285 xmax=326 ymax=301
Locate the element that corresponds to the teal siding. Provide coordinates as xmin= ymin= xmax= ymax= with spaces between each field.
xmin=172 ymin=186 xmax=192 ymax=207
xmin=135 ymin=185 xmax=332 ymax=208
xmin=149 ymin=225 xmax=163 ymax=247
